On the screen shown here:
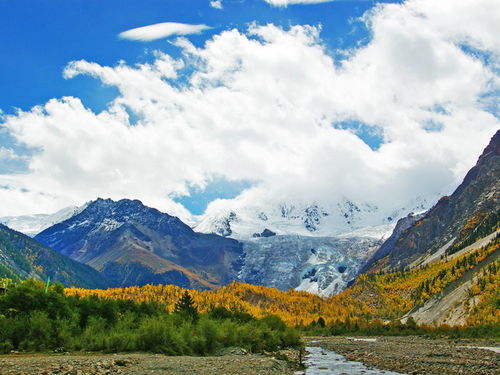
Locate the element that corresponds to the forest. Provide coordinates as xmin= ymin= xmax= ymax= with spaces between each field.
xmin=0 ymin=279 xmax=302 ymax=354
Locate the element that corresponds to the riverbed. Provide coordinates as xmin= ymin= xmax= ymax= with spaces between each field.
xmin=305 ymin=336 xmax=499 ymax=375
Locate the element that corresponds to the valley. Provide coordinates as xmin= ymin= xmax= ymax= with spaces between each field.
xmin=0 ymin=130 xmax=498 ymax=375
xmin=0 ymin=0 xmax=498 ymax=373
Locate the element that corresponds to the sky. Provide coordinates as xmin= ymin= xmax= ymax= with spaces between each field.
xmin=0 ymin=0 xmax=498 ymax=220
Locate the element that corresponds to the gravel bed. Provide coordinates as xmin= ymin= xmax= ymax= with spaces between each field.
xmin=305 ymin=336 xmax=499 ymax=375
xmin=0 ymin=352 xmax=296 ymax=375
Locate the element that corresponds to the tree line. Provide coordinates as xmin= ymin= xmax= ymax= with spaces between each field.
xmin=0 ymin=280 xmax=302 ymax=354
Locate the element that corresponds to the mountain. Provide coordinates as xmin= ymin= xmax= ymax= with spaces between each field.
xmin=30 ymin=198 xmax=392 ymax=296
xmin=0 ymin=205 xmax=85 ymax=237
xmin=35 ymin=198 xmax=244 ymax=289
xmin=337 ymin=232 xmax=499 ymax=327
xmin=0 ymin=224 xmax=111 ymax=288
xmin=67 ymin=231 xmax=499 ymax=328
xmin=366 ymin=130 xmax=500 ymax=272
xmin=401 ymin=232 xmax=499 ymax=326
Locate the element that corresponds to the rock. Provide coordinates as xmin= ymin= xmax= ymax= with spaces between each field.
xmin=113 ymin=359 xmax=130 ymax=366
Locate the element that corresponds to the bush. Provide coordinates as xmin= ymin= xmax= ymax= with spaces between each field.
xmin=25 ymin=311 xmax=53 ymax=350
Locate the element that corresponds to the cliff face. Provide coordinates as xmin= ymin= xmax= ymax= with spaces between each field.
xmin=361 ymin=212 xmax=425 ymax=273
xmin=367 ymin=130 xmax=500 ymax=271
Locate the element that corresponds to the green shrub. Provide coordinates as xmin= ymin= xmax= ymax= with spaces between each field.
xmin=198 ymin=318 xmax=220 ymax=354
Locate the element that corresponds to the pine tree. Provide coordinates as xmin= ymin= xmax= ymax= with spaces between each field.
xmin=174 ymin=291 xmax=199 ymax=322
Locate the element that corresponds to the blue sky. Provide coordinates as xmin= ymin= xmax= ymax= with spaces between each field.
xmin=0 ymin=0 xmax=497 ymax=218
xmin=0 ymin=0 xmax=391 ymax=115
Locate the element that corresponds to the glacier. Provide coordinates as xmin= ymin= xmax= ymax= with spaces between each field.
xmin=196 ymin=198 xmax=429 ymax=296
xmin=238 ymin=232 xmax=387 ymax=296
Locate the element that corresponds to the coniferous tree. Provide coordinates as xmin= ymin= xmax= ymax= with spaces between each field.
xmin=174 ymin=291 xmax=199 ymax=322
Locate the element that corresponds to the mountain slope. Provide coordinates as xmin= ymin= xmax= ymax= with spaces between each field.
xmin=66 ymin=235 xmax=499 ymax=328
xmin=0 ymin=224 xmax=111 ymax=288
xmin=35 ymin=198 xmax=244 ymax=289
xmin=366 ymin=130 xmax=500 ymax=271
xmin=402 ymin=239 xmax=499 ymax=326
xmin=360 ymin=212 xmax=425 ymax=274
xmin=341 ymin=233 xmax=499 ymax=326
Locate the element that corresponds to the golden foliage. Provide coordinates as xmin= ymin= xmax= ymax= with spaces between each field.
xmin=66 ymin=238 xmax=499 ymax=327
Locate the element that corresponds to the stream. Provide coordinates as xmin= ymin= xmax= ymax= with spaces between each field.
xmin=298 ymin=346 xmax=406 ymax=375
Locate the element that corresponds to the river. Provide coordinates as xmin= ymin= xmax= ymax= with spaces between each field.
xmin=298 ymin=346 xmax=406 ymax=375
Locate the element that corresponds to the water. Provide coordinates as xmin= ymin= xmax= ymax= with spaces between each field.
xmin=297 ymin=346 xmax=406 ymax=375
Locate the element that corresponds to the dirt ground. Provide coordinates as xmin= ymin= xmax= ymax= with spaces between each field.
xmin=305 ymin=336 xmax=500 ymax=375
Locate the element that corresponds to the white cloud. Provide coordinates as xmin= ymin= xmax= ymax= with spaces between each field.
xmin=263 ymin=0 xmax=336 ymax=6
xmin=210 ymin=0 xmax=223 ymax=9
xmin=0 ymin=0 xmax=498 ymax=220
xmin=119 ymin=22 xmax=211 ymax=41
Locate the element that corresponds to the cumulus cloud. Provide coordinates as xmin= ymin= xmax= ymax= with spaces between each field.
xmin=0 ymin=0 xmax=498 ymax=220
xmin=210 ymin=0 xmax=223 ymax=9
xmin=119 ymin=22 xmax=211 ymax=41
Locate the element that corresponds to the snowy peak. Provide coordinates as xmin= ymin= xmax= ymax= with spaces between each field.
xmin=60 ymin=198 xmax=191 ymax=235
xmin=302 ymin=204 xmax=327 ymax=232
xmin=192 ymin=196 xmax=431 ymax=297
xmin=195 ymin=198 xmax=430 ymax=240
xmin=0 ymin=205 xmax=86 ymax=237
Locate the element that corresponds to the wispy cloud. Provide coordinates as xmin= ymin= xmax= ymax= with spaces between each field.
xmin=119 ymin=22 xmax=211 ymax=42
xmin=263 ymin=0 xmax=336 ymax=6
xmin=210 ymin=0 xmax=223 ymax=9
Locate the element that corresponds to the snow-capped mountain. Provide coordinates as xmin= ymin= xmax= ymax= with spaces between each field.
xmin=0 ymin=205 xmax=87 ymax=237
xmin=194 ymin=198 xmax=429 ymax=240
xmin=194 ymin=197 xmax=431 ymax=296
